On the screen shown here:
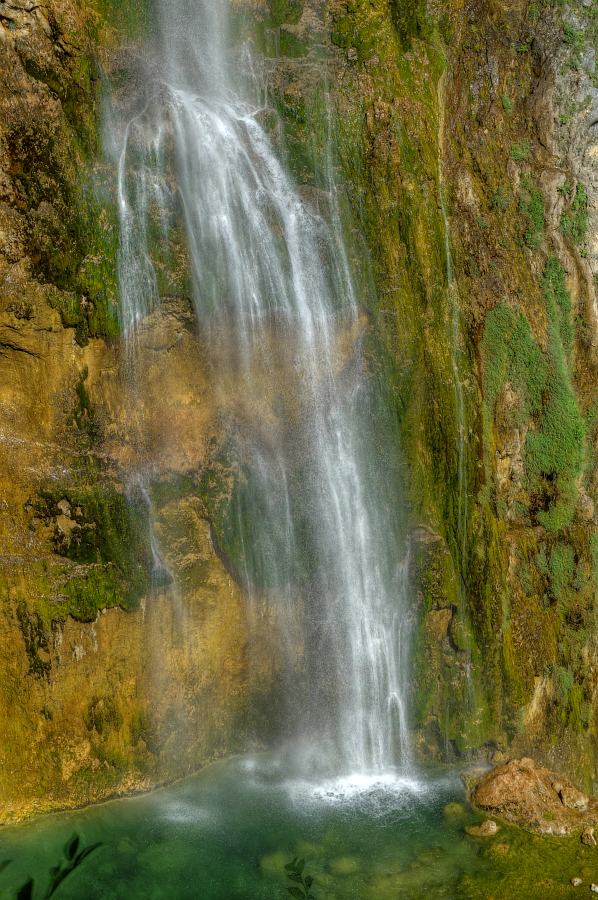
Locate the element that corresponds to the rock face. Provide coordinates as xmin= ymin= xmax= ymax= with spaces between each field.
xmin=0 ymin=0 xmax=279 ymax=823
xmin=471 ymin=758 xmax=598 ymax=835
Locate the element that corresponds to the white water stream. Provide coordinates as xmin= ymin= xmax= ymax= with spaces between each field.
xmin=111 ymin=0 xmax=411 ymax=776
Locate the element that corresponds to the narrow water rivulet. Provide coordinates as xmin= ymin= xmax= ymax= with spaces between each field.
xmin=112 ymin=0 xmax=411 ymax=777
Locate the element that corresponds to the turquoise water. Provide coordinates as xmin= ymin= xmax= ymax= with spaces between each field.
xmin=0 ymin=756 xmax=591 ymax=899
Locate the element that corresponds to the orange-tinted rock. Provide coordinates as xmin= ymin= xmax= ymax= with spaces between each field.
xmin=470 ymin=758 xmax=598 ymax=835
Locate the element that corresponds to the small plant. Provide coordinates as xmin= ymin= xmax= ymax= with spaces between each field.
xmin=492 ymin=185 xmax=510 ymax=211
xmin=1 ymin=834 xmax=101 ymax=899
xmin=562 ymin=22 xmax=584 ymax=69
xmin=284 ymin=858 xmax=316 ymax=899
xmin=510 ymin=143 xmax=530 ymax=161
xmin=519 ymin=180 xmax=544 ymax=249
xmin=502 ymin=94 xmax=513 ymax=113
xmin=561 ymin=182 xmax=588 ymax=248
xmin=558 ymin=180 xmax=573 ymax=198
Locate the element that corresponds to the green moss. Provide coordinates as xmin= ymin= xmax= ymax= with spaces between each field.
xmin=519 ymin=180 xmax=544 ymax=250
xmin=63 ymin=567 xmax=135 ymax=621
xmin=562 ymin=22 xmax=584 ymax=69
xmin=151 ymin=475 xmax=197 ymax=510
xmin=269 ymin=0 xmax=304 ymax=27
xmin=34 ymin=483 xmax=152 ymax=620
xmin=548 ymin=543 xmax=575 ymax=604
xmin=481 ymin=260 xmax=584 ymax=533
xmin=591 ymin=534 xmax=598 ymax=591
xmin=543 ymin=256 xmax=573 ymax=355
xmin=90 ymin=0 xmax=151 ymax=40
xmin=389 ymin=0 xmax=432 ymax=49
xmin=525 ymin=260 xmax=585 ymax=531
xmin=15 ymin=602 xmax=51 ymax=679
xmin=554 ymin=665 xmax=573 ymax=702
xmin=84 ymin=695 xmax=123 ymax=734
xmin=69 ymin=367 xmax=98 ymax=441
xmin=491 ymin=185 xmax=511 ymax=211
xmin=560 ymin=183 xmax=588 ymax=249
xmin=510 ymin=143 xmax=530 ymax=161
xmin=481 ymin=303 xmax=546 ymax=454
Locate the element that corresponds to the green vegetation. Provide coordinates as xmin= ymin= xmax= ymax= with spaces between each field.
xmin=481 ymin=304 xmax=546 ymax=437
xmin=562 ymin=22 xmax=584 ymax=69
xmin=47 ymin=179 xmax=121 ymax=345
xmin=389 ymin=0 xmax=431 ymax=49
xmin=548 ymin=543 xmax=575 ymax=604
xmin=526 ymin=260 xmax=585 ymax=531
xmin=482 ymin=255 xmax=584 ymax=532
xmin=501 ymin=95 xmax=513 ymax=113
xmin=560 ymin=182 xmax=588 ymax=250
xmin=542 ymin=256 xmax=573 ymax=355
xmin=519 ymin=179 xmax=544 ymax=249
xmin=34 ymin=484 xmax=152 ymax=620
xmin=591 ymin=534 xmax=598 ymax=592
xmin=84 ymin=696 xmax=123 ymax=734
xmin=510 ymin=143 xmax=530 ymax=161
xmin=492 ymin=185 xmax=510 ymax=211
xmin=1 ymin=834 xmax=101 ymax=899
xmin=284 ymin=858 xmax=316 ymax=899
xmin=269 ymin=0 xmax=304 ymax=27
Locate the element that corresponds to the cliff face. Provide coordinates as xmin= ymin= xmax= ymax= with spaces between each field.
xmin=0 ymin=0 xmax=596 ymax=822
xmin=0 ymin=0 xmax=276 ymax=822
xmin=315 ymin=0 xmax=598 ymax=783
xmin=442 ymin=0 xmax=598 ymax=782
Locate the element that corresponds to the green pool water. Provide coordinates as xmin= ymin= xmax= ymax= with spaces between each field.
xmin=0 ymin=756 xmax=593 ymax=899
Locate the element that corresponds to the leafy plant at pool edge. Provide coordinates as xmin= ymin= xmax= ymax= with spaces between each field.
xmin=1 ymin=833 xmax=101 ymax=899
xmin=285 ymin=857 xmax=317 ymax=899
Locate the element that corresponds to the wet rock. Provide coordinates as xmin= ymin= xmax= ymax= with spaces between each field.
xmin=553 ymin=780 xmax=589 ymax=811
xmin=443 ymin=801 xmax=466 ymax=821
xmin=330 ymin=857 xmax=360 ymax=876
xmin=469 ymin=758 xmax=598 ymax=835
xmin=260 ymin=850 xmax=289 ymax=876
xmin=465 ymin=819 xmax=499 ymax=837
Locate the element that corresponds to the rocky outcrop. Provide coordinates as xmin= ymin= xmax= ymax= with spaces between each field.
xmin=470 ymin=757 xmax=598 ymax=835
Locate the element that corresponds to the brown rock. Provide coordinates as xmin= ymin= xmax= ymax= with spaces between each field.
xmin=581 ymin=826 xmax=597 ymax=847
xmin=470 ymin=758 xmax=598 ymax=835
xmin=553 ymin=781 xmax=589 ymax=811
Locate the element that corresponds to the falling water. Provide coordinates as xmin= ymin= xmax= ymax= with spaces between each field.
xmin=111 ymin=0 xmax=411 ymax=775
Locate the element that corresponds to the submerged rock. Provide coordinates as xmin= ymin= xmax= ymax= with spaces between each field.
xmin=465 ymin=819 xmax=499 ymax=838
xmin=469 ymin=758 xmax=598 ymax=835
xmin=330 ymin=857 xmax=360 ymax=876
xmin=443 ymin=801 xmax=467 ymax=821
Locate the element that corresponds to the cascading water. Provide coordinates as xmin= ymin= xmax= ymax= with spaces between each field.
xmin=112 ymin=0 xmax=411 ymax=776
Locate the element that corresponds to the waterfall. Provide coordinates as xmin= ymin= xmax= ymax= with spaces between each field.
xmin=111 ymin=0 xmax=411 ymax=775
